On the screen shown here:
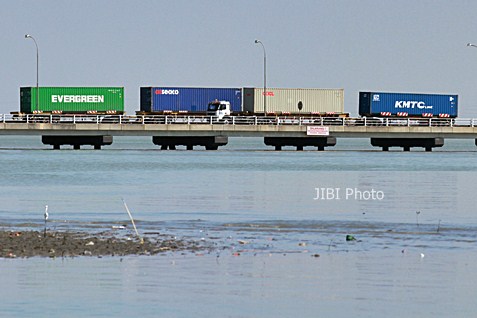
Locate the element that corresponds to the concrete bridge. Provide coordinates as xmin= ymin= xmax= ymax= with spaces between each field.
xmin=1 ymin=114 xmax=477 ymax=151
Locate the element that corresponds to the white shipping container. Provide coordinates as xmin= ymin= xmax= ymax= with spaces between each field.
xmin=242 ymin=88 xmax=344 ymax=114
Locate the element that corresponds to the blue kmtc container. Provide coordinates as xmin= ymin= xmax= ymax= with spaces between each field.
xmin=140 ymin=87 xmax=242 ymax=113
xmin=359 ymin=92 xmax=458 ymax=117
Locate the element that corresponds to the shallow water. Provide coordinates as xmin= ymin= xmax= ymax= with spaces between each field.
xmin=1 ymin=136 xmax=477 ymax=317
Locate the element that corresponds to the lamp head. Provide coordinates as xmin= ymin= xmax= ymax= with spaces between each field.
xmin=25 ymin=34 xmax=31 ymax=38
xmin=255 ymin=39 xmax=260 ymax=44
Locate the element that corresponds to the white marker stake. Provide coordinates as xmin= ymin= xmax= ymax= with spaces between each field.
xmin=121 ymin=198 xmax=143 ymax=244
xmin=44 ymin=205 xmax=49 ymax=237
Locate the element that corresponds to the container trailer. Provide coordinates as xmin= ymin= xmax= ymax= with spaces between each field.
xmin=139 ymin=86 xmax=347 ymax=117
xmin=242 ymin=87 xmax=345 ymax=115
xmin=139 ymin=87 xmax=242 ymax=114
xmin=359 ymin=92 xmax=458 ymax=118
xmin=19 ymin=87 xmax=124 ymax=114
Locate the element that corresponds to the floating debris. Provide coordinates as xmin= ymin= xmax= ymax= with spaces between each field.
xmin=346 ymin=235 xmax=357 ymax=241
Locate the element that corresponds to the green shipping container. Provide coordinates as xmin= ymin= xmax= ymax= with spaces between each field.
xmin=20 ymin=87 xmax=124 ymax=114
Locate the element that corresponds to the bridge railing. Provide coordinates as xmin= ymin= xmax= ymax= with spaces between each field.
xmin=1 ymin=114 xmax=476 ymax=127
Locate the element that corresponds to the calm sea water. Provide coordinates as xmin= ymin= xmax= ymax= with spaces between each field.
xmin=1 ymin=136 xmax=477 ymax=317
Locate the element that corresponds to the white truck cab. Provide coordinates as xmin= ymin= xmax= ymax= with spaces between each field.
xmin=207 ymin=99 xmax=231 ymax=119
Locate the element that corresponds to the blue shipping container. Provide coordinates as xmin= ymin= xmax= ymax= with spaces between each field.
xmin=140 ymin=87 xmax=242 ymax=113
xmin=359 ymin=92 xmax=458 ymax=117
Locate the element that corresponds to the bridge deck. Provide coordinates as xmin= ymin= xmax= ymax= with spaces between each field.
xmin=0 ymin=115 xmax=476 ymax=139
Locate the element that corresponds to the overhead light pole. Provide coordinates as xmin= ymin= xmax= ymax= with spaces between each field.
xmin=255 ymin=39 xmax=267 ymax=115
xmin=25 ymin=34 xmax=39 ymax=112
xmin=468 ymin=43 xmax=477 ymax=49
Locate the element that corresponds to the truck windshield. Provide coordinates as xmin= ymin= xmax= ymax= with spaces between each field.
xmin=207 ymin=103 xmax=226 ymax=111
xmin=208 ymin=103 xmax=219 ymax=111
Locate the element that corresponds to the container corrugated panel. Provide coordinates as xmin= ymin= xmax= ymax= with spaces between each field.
xmin=140 ymin=87 xmax=242 ymax=112
xmin=359 ymin=92 xmax=458 ymax=117
xmin=20 ymin=87 xmax=124 ymax=113
xmin=242 ymin=88 xmax=344 ymax=114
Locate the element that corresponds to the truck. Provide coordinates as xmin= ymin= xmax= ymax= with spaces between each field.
xmin=206 ymin=99 xmax=232 ymax=119
xmin=359 ymin=92 xmax=458 ymax=118
xmin=139 ymin=86 xmax=347 ymax=117
xmin=139 ymin=87 xmax=242 ymax=115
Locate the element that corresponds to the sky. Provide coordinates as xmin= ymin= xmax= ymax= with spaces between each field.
xmin=2 ymin=0 xmax=477 ymax=116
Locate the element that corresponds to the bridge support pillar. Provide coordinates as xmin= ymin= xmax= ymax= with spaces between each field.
xmin=371 ymin=138 xmax=444 ymax=152
xmin=42 ymin=135 xmax=113 ymax=150
xmin=152 ymin=136 xmax=228 ymax=150
xmin=264 ymin=137 xmax=336 ymax=151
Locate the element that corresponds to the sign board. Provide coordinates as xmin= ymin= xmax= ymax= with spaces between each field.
xmin=306 ymin=126 xmax=329 ymax=136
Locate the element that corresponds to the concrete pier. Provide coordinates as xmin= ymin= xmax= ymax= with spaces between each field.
xmin=370 ymin=137 xmax=444 ymax=151
xmin=264 ymin=137 xmax=337 ymax=151
xmin=152 ymin=136 xmax=228 ymax=150
xmin=42 ymin=135 xmax=113 ymax=150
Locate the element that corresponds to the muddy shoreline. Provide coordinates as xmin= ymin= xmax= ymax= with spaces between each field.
xmin=0 ymin=230 xmax=206 ymax=258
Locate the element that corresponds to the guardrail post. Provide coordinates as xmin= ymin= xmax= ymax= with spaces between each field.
xmin=364 ymin=117 xmax=367 ymax=126
xmin=232 ymin=116 xmax=235 ymax=125
xmin=320 ymin=117 xmax=323 ymax=126
xmin=119 ymin=115 xmax=122 ymax=124
xmin=407 ymin=118 xmax=410 ymax=127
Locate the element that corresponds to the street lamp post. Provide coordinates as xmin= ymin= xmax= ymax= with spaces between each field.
xmin=255 ymin=39 xmax=267 ymax=115
xmin=25 ymin=34 xmax=39 ymax=112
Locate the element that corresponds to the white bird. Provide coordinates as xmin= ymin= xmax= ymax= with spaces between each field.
xmin=44 ymin=205 xmax=49 ymax=221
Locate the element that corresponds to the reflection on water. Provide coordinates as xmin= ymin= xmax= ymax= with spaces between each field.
xmin=2 ymin=249 xmax=476 ymax=318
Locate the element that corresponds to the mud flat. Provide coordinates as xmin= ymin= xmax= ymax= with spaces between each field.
xmin=0 ymin=230 xmax=205 ymax=258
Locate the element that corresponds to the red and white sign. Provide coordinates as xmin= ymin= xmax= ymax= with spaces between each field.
xmin=307 ymin=126 xmax=329 ymax=136
xmin=262 ymin=91 xmax=275 ymax=96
